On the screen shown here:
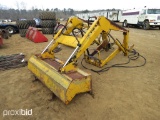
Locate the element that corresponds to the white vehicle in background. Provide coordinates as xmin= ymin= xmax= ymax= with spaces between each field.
xmin=120 ymin=7 xmax=160 ymax=29
xmin=76 ymin=10 xmax=122 ymax=22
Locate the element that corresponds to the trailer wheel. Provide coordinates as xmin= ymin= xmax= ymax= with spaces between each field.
xmin=123 ymin=20 xmax=128 ymax=27
xmin=5 ymin=26 xmax=15 ymax=34
xmin=143 ymin=21 xmax=150 ymax=30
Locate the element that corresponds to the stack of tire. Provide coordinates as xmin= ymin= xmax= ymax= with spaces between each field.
xmin=39 ymin=11 xmax=57 ymax=34
xmin=16 ymin=20 xmax=36 ymax=37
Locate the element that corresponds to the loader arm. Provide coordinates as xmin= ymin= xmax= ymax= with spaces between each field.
xmin=60 ymin=16 xmax=129 ymax=72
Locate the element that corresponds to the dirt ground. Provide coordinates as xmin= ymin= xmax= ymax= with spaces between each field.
xmin=0 ymin=26 xmax=160 ymax=120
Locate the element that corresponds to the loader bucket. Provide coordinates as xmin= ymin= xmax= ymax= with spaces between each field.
xmin=28 ymin=55 xmax=92 ymax=104
xmin=26 ymin=27 xmax=48 ymax=43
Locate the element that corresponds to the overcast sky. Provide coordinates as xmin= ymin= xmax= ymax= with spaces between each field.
xmin=0 ymin=0 xmax=159 ymax=10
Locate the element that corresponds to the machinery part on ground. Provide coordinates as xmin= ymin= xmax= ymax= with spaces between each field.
xmin=28 ymin=55 xmax=91 ymax=104
xmin=26 ymin=27 xmax=48 ymax=43
xmin=42 ymin=28 xmax=54 ymax=34
xmin=19 ymin=29 xmax=27 ymax=37
xmin=40 ymin=20 xmax=56 ymax=28
xmin=28 ymin=16 xmax=130 ymax=104
xmin=39 ymin=11 xmax=56 ymax=20
xmin=0 ymin=53 xmax=27 ymax=70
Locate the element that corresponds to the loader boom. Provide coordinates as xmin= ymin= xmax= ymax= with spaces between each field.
xmin=41 ymin=16 xmax=129 ymax=72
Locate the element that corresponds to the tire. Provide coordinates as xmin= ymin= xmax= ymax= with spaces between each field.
xmin=122 ymin=20 xmax=128 ymax=27
xmin=41 ymin=20 xmax=56 ymax=28
xmin=27 ymin=20 xmax=36 ymax=27
xmin=143 ymin=21 xmax=150 ymax=30
xmin=16 ymin=20 xmax=29 ymax=29
xmin=5 ymin=26 xmax=16 ymax=34
xmin=19 ymin=29 xmax=27 ymax=37
xmin=39 ymin=11 xmax=56 ymax=20
xmin=42 ymin=28 xmax=54 ymax=34
xmin=17 ymin=20 xmax=36 ymax=29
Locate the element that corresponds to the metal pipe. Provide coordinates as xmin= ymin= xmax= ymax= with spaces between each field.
xmin=62 ymin=46 xmax=79 ymax=67
xmin=41 ymin=39 xmax=54 ymax=54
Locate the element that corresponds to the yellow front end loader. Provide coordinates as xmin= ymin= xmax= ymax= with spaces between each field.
xmin=28 ymin=16 xmax=130 ymax=104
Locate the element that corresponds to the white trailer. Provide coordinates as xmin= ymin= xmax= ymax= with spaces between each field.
xmin=120 ymin=8 xmax=160 ymax=29
xmin=76 ymin=10 xmax=122 ymax=22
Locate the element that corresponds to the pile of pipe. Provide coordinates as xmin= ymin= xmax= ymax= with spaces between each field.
xmin=0 ymin=53 xmax=27 ymax=70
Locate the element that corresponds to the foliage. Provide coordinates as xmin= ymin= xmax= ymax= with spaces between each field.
xmin=0 ymin=4 xmax=76 ymax=20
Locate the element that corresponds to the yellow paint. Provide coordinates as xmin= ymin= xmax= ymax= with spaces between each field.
xmin=57 ymin=35 xmax=83 ymax=48
xmin=28 ymin=16 xmax=131 ymax=104
xmin=28 ymin=55 xmax=91 ymax=104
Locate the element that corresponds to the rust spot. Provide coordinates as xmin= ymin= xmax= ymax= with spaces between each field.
xmin=43 ymin=59 xmax=61 ymax=70
xmin=66 ymin=72 xmax=84 ymax=80
xmin=42 ymin=59 xmax=85 ymax=80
